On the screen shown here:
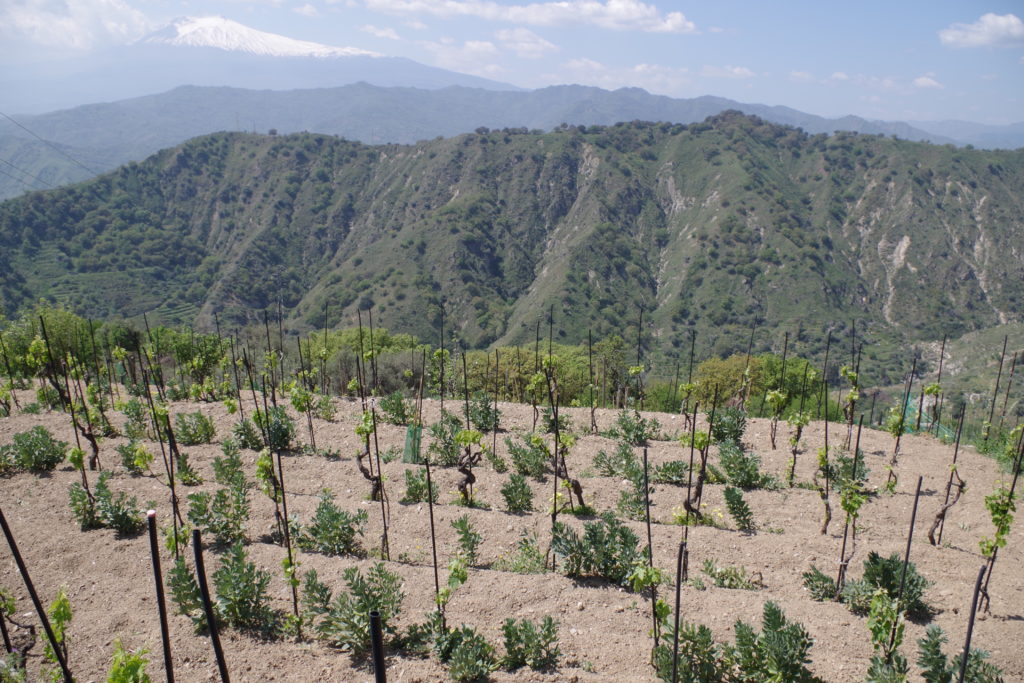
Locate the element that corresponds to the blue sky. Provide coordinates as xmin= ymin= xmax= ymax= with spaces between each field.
xmin=2 ymin=1 xmax=1023 ymax=123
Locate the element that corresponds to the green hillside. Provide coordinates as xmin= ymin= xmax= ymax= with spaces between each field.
xmin=1 ymin=112 xmax=1022 ymax=383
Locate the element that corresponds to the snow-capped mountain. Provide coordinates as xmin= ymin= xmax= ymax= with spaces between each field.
xmin=140 ymin=16 xmax=379 ymax=59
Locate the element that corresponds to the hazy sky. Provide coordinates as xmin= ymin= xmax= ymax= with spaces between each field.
xmin=2 ymin=1 xmax=1023 ymax=123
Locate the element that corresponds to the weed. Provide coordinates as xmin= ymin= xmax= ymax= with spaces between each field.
xmin=175 ymin=452 xmax=203 ymax=486
xmin=93 ymin=471 xmax=144 ymax=534
xmin=315 ymin=394 xmax=336 ymax=421
xmin=212 ymin=439 xmax=246 ymax=488
xmin=502 ymin=616 xmax=560 ymax=670
xmin=401 ymin=468 xmax=438 ymax=504
xmin=187 ymin=483 xmax=250 ymax=548
xmin=446 ymin=625 xmax=497 ymax=682
xmin=232 ymin=418 xmax=264 ymax=450
xmin=606 ymin=410 xmax=662 ymax=446
xmin=652 ymin=460 xmax=689 ymax=485
xmin=213 ymin=542 xmax=277 ymax=633
xmin=804 ymin=551 xmax=931 ymax=618
xmin=723 ymin=486 xmax=756 ymax=532
xmin=916 ymin=625 xmax=1003 ymax=683
xmin=452 ymin=514 xmax=482 ymax=566
xmin=729 ymin=601 xmax=821 ymax=682
xmin=379 ymin=391 xmax=412 ymax=426
xmin=295 ymin=490 xmax=367 ymax=556
xmin=468 ymin=391 xmax=500 ymax=432
xmin=551 ymin=512 xmax=642 ymax=586
xmin=540 ymin=406 xmax=573 ymax=434
xmin=0 ymin=426 xmax=67 ymax=473
xmin=801 ymin=566 xmax=837 ymax=601
xmin=303 ymin=563 xmax=404 ymax=658
xmin=483 ymin=447 xmax=507 ymax=473
xmin=616 ymin=458 xmax=648 ymax=521
xmin=493 ymin=532 xmax=547 ymax=574
xmin=253 ymin=405 xmax=296 ymax=452
xmin=68 ymin=482 xmax=99 ymax=530
xmin=653 ymin=621 xmax=724 ymax=682
xmin=671 ymin=505 xmax=726 ymax=529
xmin=593 ymin=440 xmax=637 ymax=478
xmin=119 ymin=398 xmax=150 ymax=440
xmin=711 ymin=406 xmax=747 ymax=444
xmin=505 ymin=433 xmax=549 ymax=479
xmin=167 ymin=556 xmax=206 ymax=633
xmin=718 ymin=441 xmax=776 ymax=489
xmin=117 ymin=440 xmax=153 ymax=475
xmin=701 ymin=559 xmax=761 ymax=590
xmin=0 ymin=653 xmax=26 ymax=681
xmin=429 ymin=410 xmax=463 ymax=466
xmin=173 ymin=411 xmax=216 ymax=445
xmin=501 ymin=473 xmax=533 ymax=513
xmin=107 ymin=639 xmax=150 ymax=682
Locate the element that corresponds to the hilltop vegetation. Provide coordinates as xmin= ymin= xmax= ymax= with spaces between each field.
xmin=0 ymin=113 xmax=1021 ymax=375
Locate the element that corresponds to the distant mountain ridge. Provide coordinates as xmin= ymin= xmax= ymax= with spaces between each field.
xmin=0 ymin=16 xmax=517 ymax=116
xmin=1 ymin=113 xmax=1021 ymax=376
xmin=6 ymin=82 xmax=1022 ymax=201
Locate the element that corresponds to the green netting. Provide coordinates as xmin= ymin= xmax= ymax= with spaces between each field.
xmin=901 ymin=393 xmax=954 ymax=440
xmin=403 ymin=424 xmax=422 ymax=463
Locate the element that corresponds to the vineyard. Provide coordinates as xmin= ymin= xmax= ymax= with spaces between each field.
xmin=0 ymin=307 xmax=1021 ymax=682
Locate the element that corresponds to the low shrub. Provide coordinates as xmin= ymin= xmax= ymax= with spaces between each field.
xmin=295 ymin=490 xmax=367 ymax=556
xmin=1 ymin=426 xmax=67 ymax=473
xmin=505 ymin=433 xmax=549 ymax=479
xmin=302 ymin=563 xmax=404 ymax=658
xmin=173 ymin=411 xmax=216 ymax=445
xmin=501 ymin=473 xmax=533 ymax=513
xmin=551 ymin=512 xmax=642 ymax=586
xmin=502 ymin=616 xmax=559 ymax=671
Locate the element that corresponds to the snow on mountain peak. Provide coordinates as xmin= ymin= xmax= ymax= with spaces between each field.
xmin=141 ymin=16 xmax=379 ymax=58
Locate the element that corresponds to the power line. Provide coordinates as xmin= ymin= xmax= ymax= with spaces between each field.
xmin=0 ymin=109 xmax=101 ymax=178
xmin=0 ymin=165 xmax=41 ymax=194
xmin=0 ymin=156 xmax=56 ymax=191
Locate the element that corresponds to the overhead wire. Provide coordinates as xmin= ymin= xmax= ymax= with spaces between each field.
xmin=0 ymin=109 xmax=102 ymax=178
xmin=0 ymin=165 xmax=42 ymax=194
xmin=0 ymin=156 xmax=56 ymax=191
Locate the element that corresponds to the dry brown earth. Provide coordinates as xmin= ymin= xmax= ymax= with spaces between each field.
xmin=1 ymin=392 xmax=1021 ymax=681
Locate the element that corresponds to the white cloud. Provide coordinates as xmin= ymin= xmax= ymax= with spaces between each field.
xmin=361 ymin=24 xmax=400 ymax=39
xmin=912 ymin=74 xmax=943 ymax=89
xmin=701 ymin=64 xmax=755 ymax=79
xmin=789 ymin=70 xmax=813 ymax=82
xmin=405 ymin=19 xmax=428 ymax=30
xmin=550 ymin=57 xmax=691 ymax=94
xmin=852 ymin=74 xmax=898 ymax=91
xmin=828 ymin=71 xmax=849 ymax=82
xmin=0 ymin=0 xmax=153 ymax=49
xmin=422 ymin=37 xmax=502 ymax=76
xmin=495 ymin=27 xmax=556 ymax=58
xmin=294 ymin=4 xmax=319 ymax=17
xmin=363 ymin=0 xmax=696 ymax=33
xmin=939 ymin=13 xmax=1024 ymax=48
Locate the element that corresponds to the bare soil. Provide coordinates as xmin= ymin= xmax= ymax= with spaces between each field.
xmin=1 ymin=392 xmax=1021 ymax=682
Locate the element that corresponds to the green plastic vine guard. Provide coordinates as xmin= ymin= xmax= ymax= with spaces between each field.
xmin=403 ymin=424 xmax=422 ymax=463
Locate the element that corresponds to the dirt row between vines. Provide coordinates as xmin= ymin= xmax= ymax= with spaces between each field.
xmin=1 ymin=393 xmax=1021 ymax=682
